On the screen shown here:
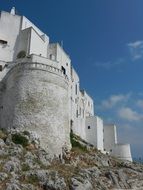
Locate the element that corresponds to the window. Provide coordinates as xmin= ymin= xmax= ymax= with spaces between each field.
xmin=88 ymin=126 xmax=91 ymax=129
xmin=110 ymin=149 xmax=112 ymax=152
xmin=49 ymin=54 xmax=52 ymax=59
xmin=76 ymin=110 xmax=78 ymax=117
xmin=75 ymin=84 xmax=78 ymax=95
xmin=70 ymin=120 xmax=73 ymax=128
xmin=0 ymin=40 xmax=7 ymax=45
xmin=61 ymin=66 xmax=66 ymax=75
xmin=79 ymin=107 xmax=81 ymax=115
xmin=88 ymin=101 xmax=90 ymax=107
xmin=0 ymin=65 xmax=2 ymax=71
xmin=66 ymin=62 xmax=68 ymax=66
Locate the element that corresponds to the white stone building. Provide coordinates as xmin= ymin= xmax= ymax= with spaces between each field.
xmin=104 ymin=124 xmax=132 ymax=161
xmin=0 ymin=8 xmax=132 ymax=161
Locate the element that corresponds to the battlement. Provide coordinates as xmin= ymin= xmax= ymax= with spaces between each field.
xmin=7 ymin=61 xmax=69 ymax=82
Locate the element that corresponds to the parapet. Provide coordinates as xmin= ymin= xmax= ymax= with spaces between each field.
xmin=6 ymin=62 xmax=69 ymax=83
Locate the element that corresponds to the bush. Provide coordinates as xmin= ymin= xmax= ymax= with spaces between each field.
xmin=27 ymin=175 xmax=39 ymax=184
xmin=70 ymin=131 xmax=87 ymax=152
xmin=22 ymin=163 xmax=30 ymax=171
xmin=23 ymin=130 xmax=30 ymax=136
xmin=12 ymin=133 xmax=29 ymax=147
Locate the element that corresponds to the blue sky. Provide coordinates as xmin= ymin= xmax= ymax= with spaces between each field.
xmin=1 ymin=0 xmax=143 ymax=159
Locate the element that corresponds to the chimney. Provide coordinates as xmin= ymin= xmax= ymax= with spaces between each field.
xmin=10 ymin=7 xmax=16 ymax=15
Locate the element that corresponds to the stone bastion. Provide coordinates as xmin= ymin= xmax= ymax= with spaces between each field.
xmin=0 ymin=62 xmax=71 ymax=157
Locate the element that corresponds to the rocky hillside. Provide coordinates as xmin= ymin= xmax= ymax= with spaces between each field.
xmin=0 ymin=129 xmax=143 ymax=190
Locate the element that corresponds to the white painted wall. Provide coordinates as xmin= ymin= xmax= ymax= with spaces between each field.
xmin=85 ymin=116 xmax=103 ymax=150
xmin=0 ymin=62 xmax=71 ymax=157
xmin=21 ymin=16 xmax=48 ymax=38
xmin=104 ymin=124 xmax=117 ymax=152
xmin=47 ymin=43 xmax=71 ymax=79
xmin=70 ymin=68 xmax=80 ymax=135
xmin=96 ymin=116 xmax=104 ymax=150
xmin=29 ymin=28 xmax=48 ymax=57
xmin=112 ymin=144 xmax=132 ymax=162
xmin=14 ymin=28 xmax=30 ymax=58
xmin=0 ymin=11 xmax=21 ymax=61
xmin=80 ymin=90 xmax=94 ymax=117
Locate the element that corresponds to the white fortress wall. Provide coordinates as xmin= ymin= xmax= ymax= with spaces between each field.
xmin=0 ymin=11 xmax=21 ymax=61
xmin=112 ymin=144 xmax=132 ymax=162
xmin=85 ymin=116 xmax=103 ymax=150
xmin=96 ymin=116 xmax=104 ymax=151
xmin=104 ymin=124 xmax=117 ymax=152
xmin=85 ymin=116 xmax=97 ymax=147
xmin=21 ymin=16 xmax=49 ymax=42
xmin=29 ymin=28 xmax=49 ymax=57
xmin=51 ymin=43 xmax=71 ymax=79
xmin=15 ymin=27 xmax=49 ymax=59
xmin=81 ymin=90 xmax=94 ymax=117
xmin=47 ymin=43 xmax=57 ymax=61
xmin=14 ymin=28 xmax=30 ymax=58
xmin=70 ymin=68 xmax=80 ymax=135
xmin=0 ymin=8 xmax=133 ymax=161
xmin=0 ymin=61 xmax=71 ymax=157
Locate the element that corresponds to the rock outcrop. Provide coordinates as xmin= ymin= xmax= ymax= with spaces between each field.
xmin=0 ymin=129 xmax=143 ymax=190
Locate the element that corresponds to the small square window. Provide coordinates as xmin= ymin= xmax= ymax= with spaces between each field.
xmin=88 ymin=126 xmax=90 ymax=129
xmin=0 ymin=40 xmax=7 ymax=45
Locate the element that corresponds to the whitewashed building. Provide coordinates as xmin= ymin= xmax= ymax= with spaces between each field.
xmin=104 ymin=125 xmax=132 ymax=161
xmin=0 ymin=8 xmax=132 ymax=161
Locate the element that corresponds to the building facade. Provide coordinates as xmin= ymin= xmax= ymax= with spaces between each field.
xmin=0 ymin=8 xmax=132 ymax=161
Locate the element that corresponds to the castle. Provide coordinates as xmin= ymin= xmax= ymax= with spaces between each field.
xmin=0 ymin=8 xmax=132 ymax=161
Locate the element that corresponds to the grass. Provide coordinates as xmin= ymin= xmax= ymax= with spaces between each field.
xmin=0 ymin=129 xmax=7 ymax=141
xmin=70 ymin=131 xmax=88 ymax=153
xmin=21 ymin=163 xmax=30 ymax=171
xmin=26 ymin=175 xmax=39 ymax=185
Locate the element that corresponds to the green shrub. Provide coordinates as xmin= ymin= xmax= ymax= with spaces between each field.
xmin=12 ymin=133 xmax=29 ymax=147
xmin=70 ymin=131 xmax=87 ymax=152
xmin=27 ymin=175 xmax=39 ymax=185
xmin=23 ymin=130 xmax=30 ymax=136
xmin=22 ymin=163 xmax=30 ymax=171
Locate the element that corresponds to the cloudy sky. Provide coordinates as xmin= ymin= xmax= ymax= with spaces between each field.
xmin=1 ymin=0 xmax=143 ymax=159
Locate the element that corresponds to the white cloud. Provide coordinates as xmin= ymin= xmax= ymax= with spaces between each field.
xmin=136 ymin=100 xmax=143 ymax=108
xmin=94 ymin=58 xmax=125 ymax=70
xmin=127 ymin=40 xmax=143 ymax=60
xmin=118 ymin=107 xmax=142 ymax=122
xmin=100 ymin=94 xmax=130 ymax=109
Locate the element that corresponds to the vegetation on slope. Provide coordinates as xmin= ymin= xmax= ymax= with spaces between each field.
xmin=0 ymin=129 xmax=143 ymax=190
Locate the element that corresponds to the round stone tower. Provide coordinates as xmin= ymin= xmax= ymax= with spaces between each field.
xmin=0 ymin=62 xmax=71 ymax=157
